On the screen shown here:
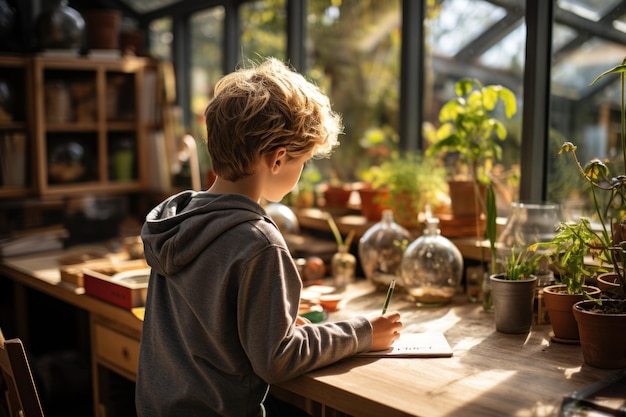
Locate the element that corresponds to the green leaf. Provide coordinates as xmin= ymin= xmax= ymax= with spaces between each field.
xmin=482 ymin=87 xmax=498 ymax=110
xmin=589 ymin=63 xmax=626 ymax=86
xmin=455 ymin=79 xmax=478 ymax=96
xmin=466 ymin=90 xmax=483 ymax=109
xmin=493 ymin=120 xmax=507 ymax=139
xmin=435 ymin=124 xmax=455 ymax=141
xmin=498 ymin=87 xmax=518 ymax=118
xmin=438 ymin=99 xmax=463 ymax=122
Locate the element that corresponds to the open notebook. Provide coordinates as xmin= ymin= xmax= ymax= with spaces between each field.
xmin=357 ymin=332 xmax=453 ymax=358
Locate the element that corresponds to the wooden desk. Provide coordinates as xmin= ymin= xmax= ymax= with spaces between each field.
xmin=275 ymin=284 xmax=619 ymax=417
xmin=1 ymin=248 xmax=622 ymax=417
xmin=0 ymin=246 xmax=143 ymax=417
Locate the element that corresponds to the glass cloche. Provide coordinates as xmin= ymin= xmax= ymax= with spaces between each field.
xmin=359 ymin=209 xmax=412 ymax=291
xmin=497 ymin=201 xmax=560 ymax=251
xmin=401 ymin=217 xmax=463 ymax=306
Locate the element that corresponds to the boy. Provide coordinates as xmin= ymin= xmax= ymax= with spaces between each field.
xmin=135 ymin=57 xmax=402 ymax=417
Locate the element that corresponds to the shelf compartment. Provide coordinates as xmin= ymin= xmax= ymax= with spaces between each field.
xmin=107 ymin=134 xmax=138 ymax=182
xmin=0 ymin=56 xmax=33 ymax=197
xmin=46 ymin=133 xmax=99 ymax=185
xmin=0 ymin=66 xmax=28 ymax=124
xmin=106 ymin=72 xmax=137 ymax=122
xmin=43 ymin=69 xmax=97 ymax=125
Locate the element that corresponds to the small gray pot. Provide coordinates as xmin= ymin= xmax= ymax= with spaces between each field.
xmin=490 ymin=273 xmax=538 ymax=334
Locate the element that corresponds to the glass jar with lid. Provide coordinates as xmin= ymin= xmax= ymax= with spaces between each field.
xmin=401 ymin=217 xmax=463 ymax=306
xmin=497 ymin=201 xmax=560 ymax=252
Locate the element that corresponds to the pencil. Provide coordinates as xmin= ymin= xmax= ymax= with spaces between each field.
xmin=381 ymin=279 xmax=396 ymax=314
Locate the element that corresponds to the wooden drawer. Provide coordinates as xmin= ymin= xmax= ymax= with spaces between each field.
xmin=94 ymin=323 xmax=140 ymax=376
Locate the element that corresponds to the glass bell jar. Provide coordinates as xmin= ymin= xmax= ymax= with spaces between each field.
xmin=34 ymin=0 xmax=85 ymax=51
xmin=358 ymin=209 xmax=412 ymax=291
xmin=497 ymin=201 xmax=559 ymax=289
xmin=401 ymin=217 xmax=463 ymax=306
xmin=497 ymin=201 xmax=560 ymax=251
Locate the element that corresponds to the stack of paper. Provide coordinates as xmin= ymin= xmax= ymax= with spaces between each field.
xmin=0 ymin=227 xmax=68 ymax=257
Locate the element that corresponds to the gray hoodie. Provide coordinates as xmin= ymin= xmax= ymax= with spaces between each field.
xmin=135 ymin=191 xmax=372 ymax=417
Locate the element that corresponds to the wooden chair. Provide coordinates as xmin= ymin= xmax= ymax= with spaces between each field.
xmin=0 ymin=328 xmax=45 ymax=417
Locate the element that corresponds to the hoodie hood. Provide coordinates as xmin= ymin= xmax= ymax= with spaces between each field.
xmin=141 ymin=191 xmax=275 ymax=276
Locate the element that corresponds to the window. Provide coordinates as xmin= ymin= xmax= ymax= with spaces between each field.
xmin=148 ymin=16 xmax=172 ymax=60
xmin=425 ymin=0 xmax=526 ymax=215
xmin=189 ymin=7 xmax=225 ymax=142
xmin=306 ymin=0 xmax=401 ymax=183
xmin=143 ymin=0 xmax=626 ymax=214
xmin=547 ymin=1 xmax=626 ymax=222
xmin=240 ymin=0 xmax=287 ymax=63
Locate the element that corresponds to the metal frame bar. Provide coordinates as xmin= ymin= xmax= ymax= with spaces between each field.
xmin=519 ymin=0 xmax=554 ymax=202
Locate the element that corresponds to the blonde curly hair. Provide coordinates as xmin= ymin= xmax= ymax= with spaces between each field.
xmin=204 ymin=57 xmax=342 ymax=181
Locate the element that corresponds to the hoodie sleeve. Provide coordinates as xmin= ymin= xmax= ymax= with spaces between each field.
xmin=237 ymin=244 xmax=372 ymax=384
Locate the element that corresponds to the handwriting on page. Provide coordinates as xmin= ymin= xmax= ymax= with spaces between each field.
xmin=357 ymin=333 xmax=453 ymax=358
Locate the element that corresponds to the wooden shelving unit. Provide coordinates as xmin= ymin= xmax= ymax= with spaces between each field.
xmin=31 ymin=56 xmax=156 ymax=196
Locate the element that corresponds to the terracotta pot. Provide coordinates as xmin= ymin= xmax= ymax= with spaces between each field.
xmin=447 ymin=180 xmax=486 ymax=218
xmin=490 ymin=273 xmax=537 ymax=334
xmin=358 ymin=187 xmax=390 ymax=222
xmin=573 ymin=299 xmax=626 ymax=369
xmin=321 ymin=184 xmax=352 ymax=209
xmin=543 ymin=284 xmax=601 ymax=343
xmin=84 ymin=10 xmax=121 ymax=50
xmin=597 ymin=272 xmax=621 ymax=293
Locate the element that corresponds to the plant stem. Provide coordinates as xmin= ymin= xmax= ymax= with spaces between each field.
xmin=619 ymin=66 xmax=626 ymax=172
xmin=326 ymin=213 xmax=344 ymax=247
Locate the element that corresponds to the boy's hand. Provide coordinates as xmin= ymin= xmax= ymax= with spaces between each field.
xmin=369 ymin=311 xmax=402 ymax=351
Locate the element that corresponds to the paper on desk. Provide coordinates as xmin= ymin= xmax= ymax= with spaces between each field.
xmin=357 ymin=332 xmax=453 ymax=358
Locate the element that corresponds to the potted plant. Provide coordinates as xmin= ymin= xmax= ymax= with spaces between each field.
xmin=532 ymin=219 xmax=603 ymax=343
xmin=426 ymin=79 xmax=517 ymax=310
xmin=358 ymin=151 xmax=448 ymax=227
xmin=426 ymin=78 xmax=517 ymax=224
xmin=326 ymin=213 xmax=356 ymax=289
xmin=558 ymin=58 xmax=626 ymax=368
xmin=319 ymin=182 xmax=353 ymax=211
xmin=490 ymin=247 xmax=540 ymax=334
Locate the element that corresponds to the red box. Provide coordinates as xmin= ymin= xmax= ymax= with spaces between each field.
xmin=83 ymin=267 xmax=150 ymax=309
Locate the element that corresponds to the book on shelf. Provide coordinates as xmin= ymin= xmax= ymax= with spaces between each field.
xmin=0 ymin=132 xmax=26 ymax=187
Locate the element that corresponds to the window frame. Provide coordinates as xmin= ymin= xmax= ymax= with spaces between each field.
xmin=140 ymin=0 xmax=626 ymax=203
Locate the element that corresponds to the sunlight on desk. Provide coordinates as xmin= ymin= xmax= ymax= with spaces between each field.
xmin=6 ymin=252 xmax=63 ymax=285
